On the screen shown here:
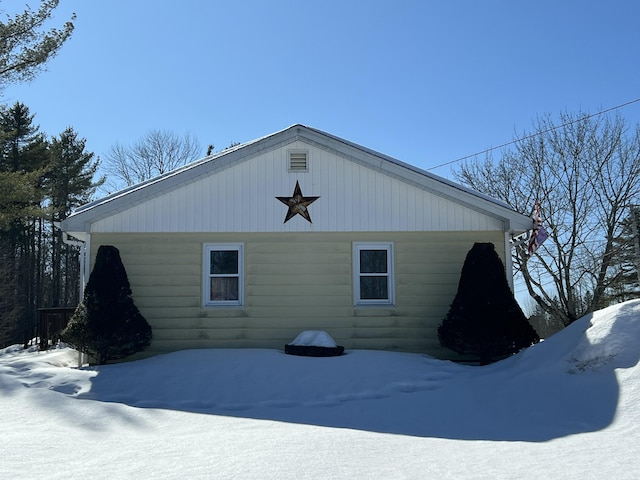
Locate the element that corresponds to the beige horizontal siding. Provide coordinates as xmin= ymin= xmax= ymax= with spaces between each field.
xmin=89 ymin=230 xmax=505 ymax=359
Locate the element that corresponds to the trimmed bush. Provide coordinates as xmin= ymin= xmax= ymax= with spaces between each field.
xmin=438 ymin=242 xmax=539 ymax=365
xmin=63 ymin=245 xmax=152 ymax=364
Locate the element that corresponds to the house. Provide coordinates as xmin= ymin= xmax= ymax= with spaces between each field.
xmin=61 ymin=125 xmax=533 ymax=359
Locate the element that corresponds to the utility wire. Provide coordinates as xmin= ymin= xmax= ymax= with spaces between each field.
xmin=427 ymin=97 xmax=640 ymax=171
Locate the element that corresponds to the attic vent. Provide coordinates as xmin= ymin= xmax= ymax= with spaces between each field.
xmin=288 ymin=151 xmax=308 ymax=172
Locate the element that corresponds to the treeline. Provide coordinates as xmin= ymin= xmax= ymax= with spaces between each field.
xmin=0 ymin=102 xmax=102 ymax=347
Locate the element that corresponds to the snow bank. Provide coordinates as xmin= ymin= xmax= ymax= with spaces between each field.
xmin=567 ymin=299 xmax=640 ymax=372
xmin=1 ymin=301 xmax=640 ymax=479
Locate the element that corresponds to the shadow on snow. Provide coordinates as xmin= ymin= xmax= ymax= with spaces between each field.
xmin=72 ymin=312 xmax=636 ymax=442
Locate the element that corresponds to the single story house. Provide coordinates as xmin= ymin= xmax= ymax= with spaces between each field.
xmin=61 ymin=125 xmax=533 ymax=359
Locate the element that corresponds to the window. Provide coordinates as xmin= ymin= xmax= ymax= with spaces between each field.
xmin=353 ymin=242 xmax=394 ymax=305
xmin=288 ymin=150 xmax=308 ymax=172
xmin=203 ymin=243 xmax=243 ymax=306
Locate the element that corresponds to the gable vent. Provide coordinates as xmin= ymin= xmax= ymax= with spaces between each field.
xmin=288 ymin=151 xmax=308 ymax=172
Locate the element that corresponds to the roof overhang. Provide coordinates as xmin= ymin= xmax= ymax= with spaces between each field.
xmin=61 ymin=124 xmax=534 ymax=235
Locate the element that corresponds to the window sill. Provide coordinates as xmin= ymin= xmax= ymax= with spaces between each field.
xmin=202 ymin=304 xmax=245 ymax=309
xmin=354 ymin=303 xmax=396 ymax=308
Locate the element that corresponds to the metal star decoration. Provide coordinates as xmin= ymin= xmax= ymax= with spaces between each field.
xmin=276 ymin=181 xmax=320 ymax=223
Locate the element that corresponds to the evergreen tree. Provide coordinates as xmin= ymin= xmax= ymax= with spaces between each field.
xmin=0 ymin=169 xmax=41 ymax=229
xmin=45 ymin=127 xmax=104 ymax=306
xmin=0 ymin=0 xmax=75 ymax=88
xmin=438 ymin=243 xmax=540 ymax=365
xmin=0 ymin=167 xmax=41 ymax=346
xmin=0 ymin=102 xmax=49 ymax=344
xmin=527 ymin=303 xmax=564 ymax=339
xmin=602 ymin=208 xmax=640 ymax=305
xmin=62 ymin=245 xmax=152 ymax=364
xmin=0 ymin=106 xmax=104 ymax=348
xmin=0 ymin=103 xmax=49 ymax=227
xmin=0 ymin=0 xmax=77 ymax=345
xmin=0 ymin=242 xmax=21 ymax=344
xmin=47 ymin=127 xmax=102 ymax=218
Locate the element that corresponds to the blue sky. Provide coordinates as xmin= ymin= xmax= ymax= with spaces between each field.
xmin=3 ymin=0 xmax=640 ymax=182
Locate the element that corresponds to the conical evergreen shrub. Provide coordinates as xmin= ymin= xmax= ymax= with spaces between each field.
xmin=438 ymin=242 xmax=539 ymax=365
xmin=63 ymin=245 xmax=152 ymax=364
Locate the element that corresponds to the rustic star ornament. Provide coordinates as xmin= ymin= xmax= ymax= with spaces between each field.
xmin=276 ymin=181 xmax=320 ymax=223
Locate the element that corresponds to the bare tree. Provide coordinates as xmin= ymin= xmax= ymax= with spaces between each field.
xmin=456 ymin=112 xmax=640 ymax=326
xmin=104 ymin=129 xmax=202 ymax=191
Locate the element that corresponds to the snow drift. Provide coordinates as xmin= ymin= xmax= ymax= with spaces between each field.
xmin=1 ymin=300 xmax=639 ymax=479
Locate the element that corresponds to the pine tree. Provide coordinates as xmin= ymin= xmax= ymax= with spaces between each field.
xmin=602 ymin=208 xmax=640 ymax=305
xmin=0 ymin=0 xmax=75 ymax=88
xmin=527 ymin=303 xmax=565 ymax=339
xmin=47 ymin=128 xmax=102 ymax=218
xmin=438 ymin=242 xmax=540 ymax=365
xmin=62 ymin=245 xmax=152 ymax=364
xmin=0 ymin=102 xmax=49 ymax=344
xmin=0 ymin=107 xmax=104 ymax=348
xmin=45 ymin=127 xmax=104 ymax=306
xmin=0 ymin=0 xmax=77 ymax=344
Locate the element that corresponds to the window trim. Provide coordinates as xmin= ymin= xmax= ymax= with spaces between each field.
xmin=203 ymin=243 xmax=244 ymax=306
xmin=353 ymin=242 xmax=395 ymax=306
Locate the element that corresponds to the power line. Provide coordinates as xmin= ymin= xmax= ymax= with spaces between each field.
xmin=427 ymin=97 xmax=640 ymax=171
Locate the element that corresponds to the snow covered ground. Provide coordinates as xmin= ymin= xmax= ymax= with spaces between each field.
xmin=2 ymin=301 xmax=639 ymax=479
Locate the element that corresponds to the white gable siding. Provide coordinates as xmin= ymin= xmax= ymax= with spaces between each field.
xmin=90 ymin=141 xmax=504 ymax=234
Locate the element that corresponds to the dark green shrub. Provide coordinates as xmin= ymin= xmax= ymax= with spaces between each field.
xmin=438 ymin=242 xmax=539 ymax=365
xmin=63 ymin=245 xmax=152 ymax=364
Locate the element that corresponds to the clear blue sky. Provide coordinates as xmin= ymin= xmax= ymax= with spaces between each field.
xmin=3 ymin=0 xmax=640 ymax=182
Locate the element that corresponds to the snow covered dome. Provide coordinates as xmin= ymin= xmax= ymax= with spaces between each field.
xmin=285 ymin=331 xmax=344 ymax=356
xmin=289 ymin=331 xmax=338 ymax=348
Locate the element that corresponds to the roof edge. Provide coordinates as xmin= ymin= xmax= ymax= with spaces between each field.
xmin=62 ymin=124 xmax=533 ymax=233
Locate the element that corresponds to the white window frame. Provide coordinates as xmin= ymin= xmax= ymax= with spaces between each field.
xmin=353 ymin=242 xmax=395 ymax=306
xmin=203 ymin=243 xmax=244 ymax=306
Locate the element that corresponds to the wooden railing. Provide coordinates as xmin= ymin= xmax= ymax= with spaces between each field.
xmin=24 ymin=307 xmax=77 ymax=350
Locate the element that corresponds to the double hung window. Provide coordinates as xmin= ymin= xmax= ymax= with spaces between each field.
xmin=353 ymin=242 xmax=394 ymax=305
xmin=203 ymin=243 xmax=243 ymax=306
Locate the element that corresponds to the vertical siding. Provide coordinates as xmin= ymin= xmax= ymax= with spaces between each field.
xmin=90 ymin=231 xmax=505 ymax=359
xmin=91 ymin=141 xmax=505 ymax=234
